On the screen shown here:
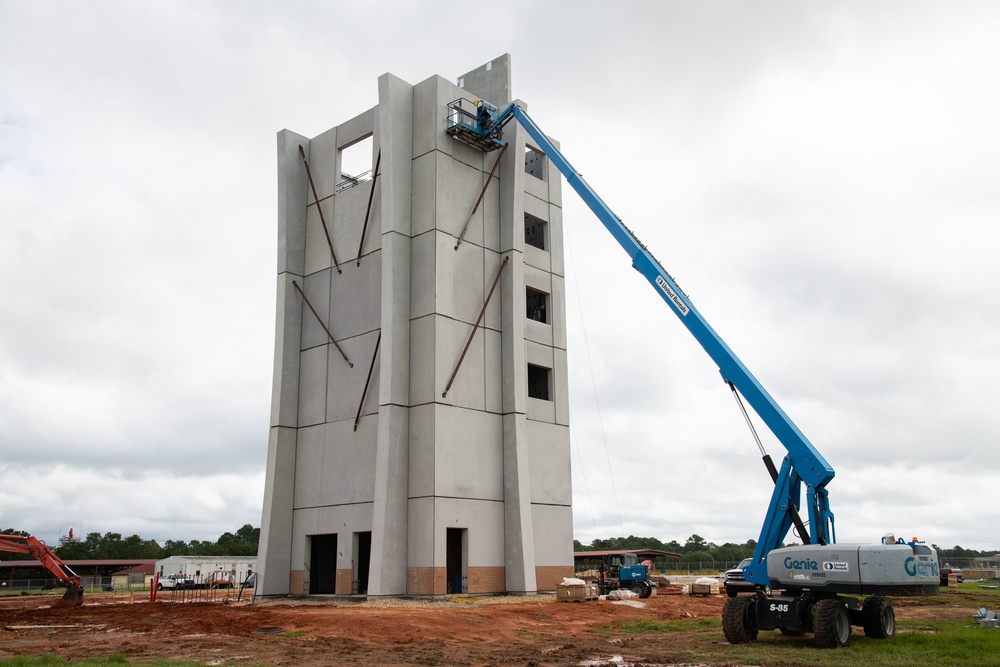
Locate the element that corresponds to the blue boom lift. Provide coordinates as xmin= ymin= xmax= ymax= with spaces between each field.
xmin=446 ymin=97 xmax=938 ymax=648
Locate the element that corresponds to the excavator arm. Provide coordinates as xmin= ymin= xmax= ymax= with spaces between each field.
xmin=0 ymin=534 xmax=83 ymax=606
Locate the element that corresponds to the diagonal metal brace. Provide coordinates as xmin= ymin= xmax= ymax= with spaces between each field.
xmin=354 ymin=331 xmax=381 ymax=431
xmin=442 ymin=255 xmax=509 ymax=398
xmin=292 ymin=280 xmax=352 ymax=367
xmin=357 ymin=149 xmax=381 ymax=266
xmin=455 ymin=143 xmax=507 ymax=251
xmin=298 ymin=145 xmax=342 ymax=274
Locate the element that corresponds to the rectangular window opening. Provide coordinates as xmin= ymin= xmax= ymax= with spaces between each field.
xmin=338 ymin=134 xmax=374 ymax=192
xmin=524 ymin=213 xmax=547 ymax=251
xmin=526 ymin=287 xmax=548 ymax=323
xmin=527 ymin=364 xmax=551 ymax=401
xmin=525 ymin=145 xmax=546 ymax=180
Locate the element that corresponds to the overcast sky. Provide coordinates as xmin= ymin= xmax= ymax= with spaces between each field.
xmin=2 ymin=1 xmax=997 ymax=553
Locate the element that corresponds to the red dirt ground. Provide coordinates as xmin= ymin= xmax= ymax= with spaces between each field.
xmin=0 ymin=589 xmax=976 ymax=666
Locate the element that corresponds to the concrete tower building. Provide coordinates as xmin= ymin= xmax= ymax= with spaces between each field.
xmin=257 ymin=56 xmax=573 ymax=597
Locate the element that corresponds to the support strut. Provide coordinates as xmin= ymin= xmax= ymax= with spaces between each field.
xmin=728 ymin=381 xmax=813 ymax=545
xmin=298 ymin=145 xmax=342 ymax=273
xmin=455 ymin=143 xmax=507 ymax=250
xmin=357 ymin=150 xmax=381 ymax=266
xmin=292 ymin=280 xmax=352 ymax=367
xmin=442 ymin=255 xmax=509 ymax=397
xmin=354 ymin=331 xmax=381 ymax=431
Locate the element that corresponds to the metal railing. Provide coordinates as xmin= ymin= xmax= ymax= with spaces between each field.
xmin=336 ymin=169 xmax=373 ymax=194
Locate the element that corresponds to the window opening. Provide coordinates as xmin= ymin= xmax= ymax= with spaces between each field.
xmin=525 ymin=145 xmax=545 ymax=180
xmin=526 ymin=287 xmax=548 ymax=323
xmin=524 ymin=213 xmax=547 ymax=251
xmin=527 ymin=364 xmax=552 ymax=401
xmin=338 ymin=135 xmax=373 ymax=193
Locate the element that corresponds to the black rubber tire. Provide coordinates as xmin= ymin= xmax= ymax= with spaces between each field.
xmin=862 ymin=596 xmax=895 ymax=639
xmin=812 ymin=599 xmax=851 ymax=648
xmin=157 ymin=583 xmax=163 ymax=591
xmin=630 ymin=582 xmax=645 ymax=597
xmin=722 ymin=595 xmax=758 ymax=644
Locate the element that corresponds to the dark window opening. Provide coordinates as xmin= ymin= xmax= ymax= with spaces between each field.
xmin=524 ymin=213 xmax=546 ymax=250
xmin=525 ymin=145 xmax=545 ymax=180
xmin=526 ymin=287 xmax=548 ymax=323
xmin=527 ymin=364 xmax=551 ymax=401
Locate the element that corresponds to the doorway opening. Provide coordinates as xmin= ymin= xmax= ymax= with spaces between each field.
xmin=309 ymin=533 xmax=337 ymax=594
xmin=447 ymin=528 xmax=467 ymax=594
xmin=354 ymin=531 xmax=372 ymax=595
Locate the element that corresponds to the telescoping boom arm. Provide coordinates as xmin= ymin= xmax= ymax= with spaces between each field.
xmin=446 ymin=99 xmax=835 ymax=585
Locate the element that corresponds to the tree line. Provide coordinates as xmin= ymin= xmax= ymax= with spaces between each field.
xmin=573 ymin=534 xmax=997 ymax=564
xmin=1 ymin=525 xmax=260 ymax=560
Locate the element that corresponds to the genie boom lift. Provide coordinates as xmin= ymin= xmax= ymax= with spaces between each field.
xmin=446 ymin=97 xmax=938 ymax=648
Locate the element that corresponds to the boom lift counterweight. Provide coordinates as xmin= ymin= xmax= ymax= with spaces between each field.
xmin=446 ymin=97 xmax=938 ymax=648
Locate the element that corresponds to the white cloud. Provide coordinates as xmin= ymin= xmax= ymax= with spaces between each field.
xmin=1 ymin=1 xmax=998 ymax=553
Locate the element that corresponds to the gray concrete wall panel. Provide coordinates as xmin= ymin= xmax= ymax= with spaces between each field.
xmin=554 ymin=347 xmax=569 ymax=426
xmin=439 ymin=231 xmax=485 ymax=324
xmin=299 ymin=269 xmax=331 ymax=350
xmin=551 ymin=274 xmax=567 ymax=351
xmin=276 ymin=130 xmax=309 ymax=277
xmin=257 ymin=425 xmax=297 ymax=595
xmin=484 ymin=328 xmax=502 ymax=415
xmin=526 ymin=420 xmax=572 ymax=506
xmin=307 ymin=126 xmax=338 ymax=204
xmin=369 ymin=72 xmax=415 ymax=597
xmin=407 ymin=404 xmax=434 ymax=499
xmin=409 ymin=152 xmax=436 ymax=238
xmin=296 ymin=345 xmax=328 ymax=427
xmin=331 ymin=183 xmax=369 ymax=265
xmin=407 ymin=315 xmax=435 ymax=407
xmin=502 ymin=412 xmax=537 ymax=593
xmin=290 ymin=424 xmax=323 ymax=509
xmin=530 ymin=504 xmax=574 ymax=568
xmin=270 ymin=274 xmax=302 ymax=428
xmin=293 ymin=420 xmax=377 ymax=509
xmin=548 ymin=204 xmax=565 ymax=278
xmin=434 ymin=406 xmax=503 ymax=501
xmin=303 ymin=198 xmax=334 ymax=277
xmin=457 ymin=54 xmax=512 ymax=108
xmin=325 ymin=330 xmax=380 ymax=423
xmin=406 ymin=496 xmax=434 ymax=568
xmin=440 ymin=316 xmax=486 ymax=412
xmin=329 ymin=251 xmax=381 ymax=340
xmin=369 ymin=403 xmax=410 ymax=595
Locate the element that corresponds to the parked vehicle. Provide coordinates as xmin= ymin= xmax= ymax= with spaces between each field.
xmin=724 ymin=558 xmax=756 ymax=597
xmin=939 ymin=567 xmax=963 ymax=585
xmin=157 ymin=574 xmax=195 ymax=590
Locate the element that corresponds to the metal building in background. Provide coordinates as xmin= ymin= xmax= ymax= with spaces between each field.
xmin=257 ymin=55 xmax=573 ymax=597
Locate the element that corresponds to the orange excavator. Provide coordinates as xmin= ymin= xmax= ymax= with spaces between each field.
xmin=0 ymin=534 xmax=83 ymax=606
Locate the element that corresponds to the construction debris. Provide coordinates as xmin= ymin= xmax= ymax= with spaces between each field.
xmin=975 ymin=608 xmax=1000 ymax=629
